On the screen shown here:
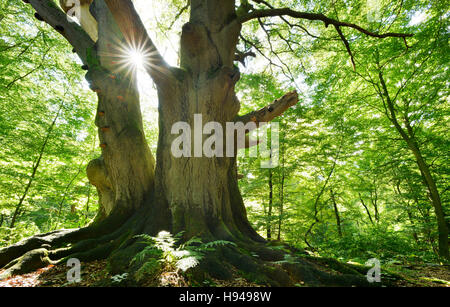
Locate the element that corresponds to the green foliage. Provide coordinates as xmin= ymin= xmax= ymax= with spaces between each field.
xmin=131 ymin=232 xmax=236 ymax=282
xmin=110 ymin=273 xmax=129 ymax=285
xmin=134 ymin=258 xmax=161 ymax=283
xmin=237 ymin=0 xmax=448 ymax=262
xmin=316 ymin=226 xmax=436 ymax=263
xmin=0 ymin=0 xmax=99 ymax=245
xmin=0 ymin=221 xmax=40 ymax=247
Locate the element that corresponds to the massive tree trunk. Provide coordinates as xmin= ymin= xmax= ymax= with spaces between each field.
xmin=153 ymin=0 xmax=263 ymax=243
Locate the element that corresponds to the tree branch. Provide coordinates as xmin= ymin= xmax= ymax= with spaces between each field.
xmin=238 ymin=8 xmax=413 ymax=39
xmin=26 ymin=0 xmax=95 ymax=65
xmin=235 ymin=91 xmax=299 ymax=128
xmin=6 ymin=47 xmax=50 ymax=89
xmin=250 ymin=0 xmax=331 ymax=40
xmin=103 ymin=0 xmax=172 ymax=85
xmin=334 ymin=25 xmax=356 ymax=70
xmin=237 ymin=8 xmax=412 ymax=71
xmin=169 ymin=0 xmax=191 ymax=29
xmin=234 ymin=50 xmax=256 ymax=66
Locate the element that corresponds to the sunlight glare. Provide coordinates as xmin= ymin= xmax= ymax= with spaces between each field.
xmin=128 ymin=49 xmax=145 ymax=69
xmin=123 ymin=46 xmax=147 ymax=72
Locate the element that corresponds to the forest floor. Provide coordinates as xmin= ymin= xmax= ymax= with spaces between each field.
xmin=0 ymin=259 xmax=449 ymax=287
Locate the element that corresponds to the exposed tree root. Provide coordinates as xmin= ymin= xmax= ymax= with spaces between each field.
xmin=0 ymin=204 xmax=144 ymax=279
xmin=193 ymin=244 xmax=378 ymax=287
xmin=107 ymin=233 xmax=388 ymax=287
xmin=0 ymin=229 xmax=76 ymax=269
xmin=0 ymin=204 xmax=402 ymax=286
xmin=0 ymin=248 xmax=55 ymax=280
xmin=103 ymin=241 xmax=383 ymax=287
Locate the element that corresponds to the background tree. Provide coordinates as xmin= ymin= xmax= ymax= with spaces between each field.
xmin=303 ymin=0 xmax=449 ymax=259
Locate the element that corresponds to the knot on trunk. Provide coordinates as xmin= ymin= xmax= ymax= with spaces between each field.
xmin=220 ymin=66 xmax=241 ymax=86
xmin=87 ymin=157 xmax=112 ymax=190
xmin=87 ymin=157 xmax=115 ymax=218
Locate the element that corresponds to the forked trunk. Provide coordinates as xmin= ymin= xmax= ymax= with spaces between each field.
xmin=82 ymin=0 xmax=263 ymax=244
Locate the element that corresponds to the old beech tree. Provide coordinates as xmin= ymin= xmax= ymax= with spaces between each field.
xmin=0 ymin=0 xmax=416 ymax=285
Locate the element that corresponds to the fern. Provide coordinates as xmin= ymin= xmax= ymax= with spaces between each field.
xmin=131 ymin=231 xmax=236 ymax=274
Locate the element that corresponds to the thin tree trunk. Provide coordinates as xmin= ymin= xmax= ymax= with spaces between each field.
xmin=305 ymin=147 xmax=340 ymax=249
xmin=10 ymin=105 xmax=62 ymax=228
xmin=56 ymin=167 xmax=83 ymax=219
xmin=407 ymin=210 xmax=420 ymax=244
xmin=406 ymin=177 xmax=434 ymax=246
xmin=394 ymin=180 xmax=419 ymax=244
xmin=267 ymin=168 xmax=273 ymax=240
xmin=330 ymin=189 xmax=342 ymax=237
xmin=81 ymin=132 xmax=96 ymax=227
xmin=378 ymin=71 xmax=449 ymax=259
xmin=359 ymin=193 xmax=374 ymax=225
xmin=370 ymin=185 xmax=379 ymax=223
xmin=54 ymin=166 xmax=83 ymax=229
xmin=277 ymin=148 xmax=285 ymax=241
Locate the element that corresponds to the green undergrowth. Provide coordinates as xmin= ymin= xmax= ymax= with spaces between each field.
xmin=106 ymin=231 xmax=236 ymax=286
